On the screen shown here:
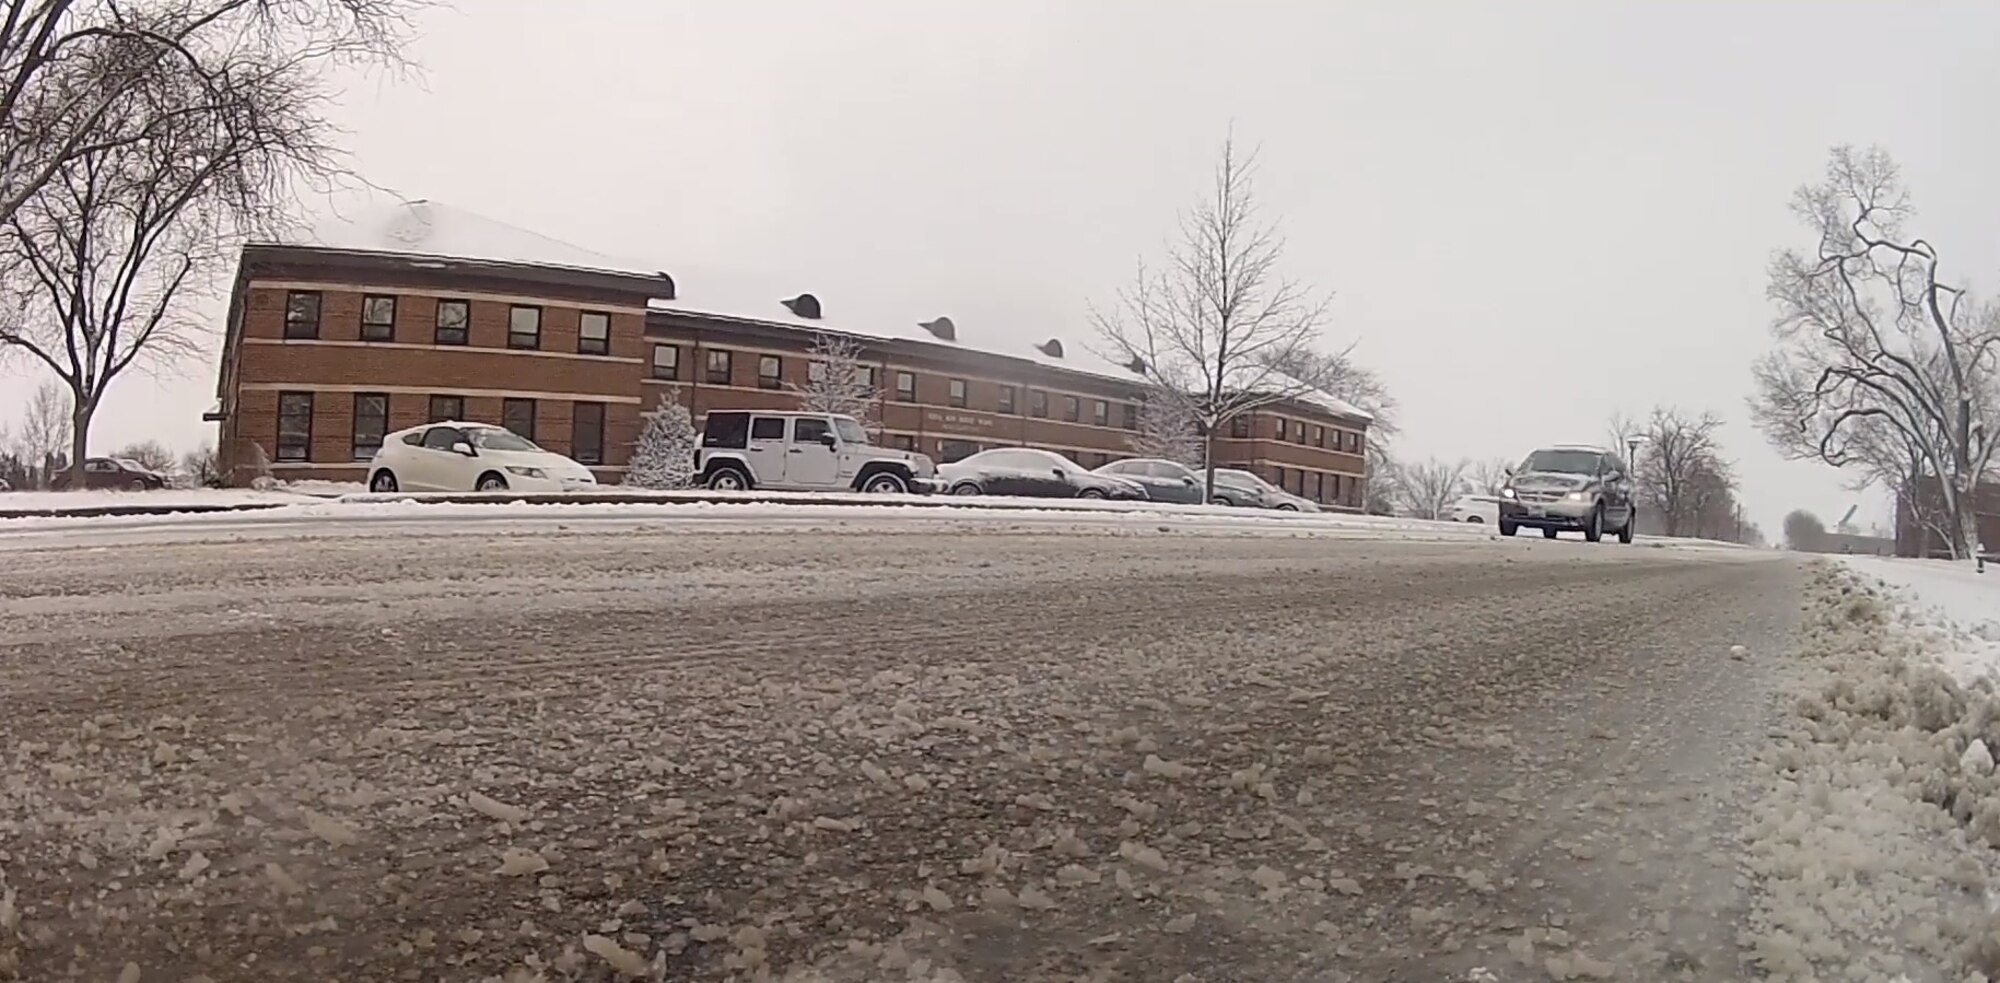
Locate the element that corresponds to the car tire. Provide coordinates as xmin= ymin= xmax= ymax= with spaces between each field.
xmin=1619 ymin=510 xmax=1636 ymax=544
xmin=705 ymin=465 xmax=751 ymax=491
xmin=369 ymin=470 xmax=399 ymax=493
xmin=1543 ymin=527 xmax=1560 ymax=539
xmin=1276 ymin=503 xmax=1298 ymax=511
xmin=127 ymin=479 xmax=146 ymax=492
xmin=950 ymin=482 xmax=983 ymax=496
xmin=860 ymin=471 xmax=908 ymax=495
xmin=1583 ymin=504 xmax=1604 ymax=543
xmin=1078 ymin=488 xmax=1106 ymax=500
xmin=1210 ymin=496 xmax=1233 ymax=506
xmin=1465 ymin=515 xmax=1485 ymax=524
xmin=476 ymin=472 xmax=508 ymax=492
xmin=1499 ymin=521 xmax=1518 ymax=536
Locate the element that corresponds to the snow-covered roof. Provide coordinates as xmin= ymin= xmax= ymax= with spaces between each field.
xmin=264 ymin=196 xmax=671 ymax=282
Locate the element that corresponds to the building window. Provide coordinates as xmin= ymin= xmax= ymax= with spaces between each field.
xmin=888 ymin=434 xmax=917 ymax=451
xmin=508 ymin=305 xmax=541 ymax=350
xmin=435 ymin=300 xmax=469 ymax=345
xmin=758 ymin=355 xmax=783 ymax=389
xmin=1029 ymin=390 xmax=1048 ymax=418
xmin=1062 ymin=395 xmax=1080 ymax=423
xmin=998 ymin=385 xmax=1016 ymax=415
xmin=572 ymin=402 xmax=605 ymax=465
xmin=1120 ymin=403 xmax=1138 ymax=430
xmin=284 ymin=291 xmax=320 ymax=340
xmin=860 ymin=366 xmax=878 ymax=390
xmin=276 ymin=391 xmax=313 ymax=461
xmin=1274 ymin=418 xmax=1287 ymax=439
xmin=503 ymin=398 xmax=536 ymax=442
xmin=351 ymin=393 xmax=387 ymax=460
xmin=948 ymin=378 xmax=968 ymax=408
xmin=1315 ymin=472 xmax=1326 ymax=502
xmin=895 ymin=371 xmax=916 ymax=402
xmin=1348 ymin=431 xmax=1361 ymax=452
xmin=1092 ymin=400 xmax=1109 ymax=427
xmin=1230 ymin=416 xmax=1251 ymax=439
xmin=1314 ymin=425 xmax=1326 ymax=448
xmin=429 ymin=394 xmax=464 ymax=423
xmin=360 ymin=295 xmax=396 ymax=342
xmin=938 ymin=438 xmax=979 ymax=463
xmin=1331 ymin=474 xmax=1343 ymax=501
xmin=706 ymin=349 xmax=732 ymax=385
xmin=652 ymin=344 xmax=679 ymax=380
xmin=1294 ymin=420 xmax=1306 ymax=443
xmin=578 ymin=311 xmax=611 ymax=355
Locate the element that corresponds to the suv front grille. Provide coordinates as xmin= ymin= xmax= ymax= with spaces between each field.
xmin=1516 ymin=490 xmax=1565 ymax=504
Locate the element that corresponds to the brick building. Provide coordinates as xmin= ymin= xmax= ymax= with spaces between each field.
xmin=1896 ymin=476 xmax=2000 ymax=558
xmin=210 ymin=201 xmax=1372 ymax=506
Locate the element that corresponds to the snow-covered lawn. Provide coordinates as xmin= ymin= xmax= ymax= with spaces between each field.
xmin=0 ymin=488 xmax=323 ymax=512
xmin=1840 ymin=555 xmax=2000 ymax=685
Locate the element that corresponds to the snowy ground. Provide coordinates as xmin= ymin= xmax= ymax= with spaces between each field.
xmin=0 ymin=488 xmax=323 ymax=512
xmin=0 ymin=523 xmax=1800 ymax=981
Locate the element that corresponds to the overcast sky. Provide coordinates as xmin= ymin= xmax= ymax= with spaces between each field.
xmin=10 ymin=0 xmax=2000 ymax=533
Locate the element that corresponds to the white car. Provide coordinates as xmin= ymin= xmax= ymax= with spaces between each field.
xmin=366 ymin=422 xmax=599 ymax=494
xmin=1444 ymin=493 xmax=1501 ymax=524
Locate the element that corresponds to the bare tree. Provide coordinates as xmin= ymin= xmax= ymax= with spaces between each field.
xmin=1392 ymin=456 xmax=1468 ymax=520
xmin=0 ymin=3 xmax=400 ymax=483
xmin=180 ymin=441 xmax=222 ymax=487
xmin=1362 ymin=444 xmax=1398 ymax=516
xmin=1126 ymin=388 xmax=1202 ymax=466
xmin=1091 ymin=133 xmax=1330 ymax=496
xmin=1260 ymin=345 xmax=1397 ymax=439
xmin=1605 ymin=411 xmax=1642 ymax=460
xmin=1467 ymin=457 xmax=1511 ymax=496
xmin=1750 ymin=146 xmax=2000 ymax=561
xmin=1634 ymin=407 xmax=1733 ymax=537
xmin=111 ymin=438 xmax=173 ymax=472
xmin=787 ymin=331 xmax=878 ymax=426
xmin=13 ymin=377 xmax=69 ymax=483
xmin=0 ymin=0 xmax=416 ymax=233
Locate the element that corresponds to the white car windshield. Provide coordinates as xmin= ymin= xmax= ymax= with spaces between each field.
xmin=470 ymin=429 xmax=541 ymax=452
xmin=835 ymin=418 xmax=869 ymax=444
xmin=1519 ymin=449 xmax=1600 ymax=475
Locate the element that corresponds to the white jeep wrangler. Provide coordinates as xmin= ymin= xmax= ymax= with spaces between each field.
xmin=695 ymin=411 xmax=937 ymax=494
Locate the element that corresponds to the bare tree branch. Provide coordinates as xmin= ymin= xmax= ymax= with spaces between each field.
xmin=786 ymin=331 xmax=879 ymax=428
xmin=1391 ymin=456 xmax=1467 ymax=520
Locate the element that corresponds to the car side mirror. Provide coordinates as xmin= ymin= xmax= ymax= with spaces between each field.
xmin=1504 ymin=466 xmax=1515 ymax=477
xmin=818 ymin=432 xmax=837 ymax=447
xmin=1182 ymin=476 xmax=1195 ymax=486
xmin=452 ymin=441 xmax=475 ymax=456
xmin=1052 ymin=467 xmax=1067 ymax=478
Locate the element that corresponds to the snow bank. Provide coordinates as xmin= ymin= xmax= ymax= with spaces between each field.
xmin=0 ymin=488 xmax=320 ymax=512
xmin=1743 ymin=561 xmax=2000 ymax=981
xmin=1841 ymin=556 xmax=2000 ymax=686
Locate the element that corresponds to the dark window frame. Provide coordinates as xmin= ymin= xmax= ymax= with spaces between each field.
xmin=351 ymin=392 xmax=388 ymax=461
xmin=1092 ymin=399 xmax=1109 ymax=427
xmin=284 ymin=291 xmax=321 ymax=340
xmin=503 ymin=398 xmax=537 ymax=442
xmin=1030 ymin=390 xmax=1049 ymax=418
xmin=508 ymin=305 xmax=542 ymax=350
xmin=277 ymin=391 xmax=314 ymax=462
xmin=577 ymin=311 xmax=611 ymax=356
xmin=1061 ymin=395 xmax=1080 ymax=423
xmin=947 ymin=378 xmax=968 ymax=408
xmin=652 ymin=344 xmax=680 ymax=380
xmin=758 ymin=355 xmax=783 ymax=390
xmin=359 ymin=294 xmax=396 ymax=342
xmin=435 ymin=299 xmax=470 ymax=346
xmin=998 ymin=385 xmax=1017 ymax=415
xmin=705 ymin=349 xmax=733 ymax=385
xmin=571 ymin=402 xmax=606 ymax=465
xmin=1120 ymin=403 xmax=1138 ymax=430
xmin=894 ymin=371 xmax=917 ymax=402
xmin=1230 ymin=416 xmax=1251 ymax=439
xmin=429 ymin=394 xmax=465 ymax=423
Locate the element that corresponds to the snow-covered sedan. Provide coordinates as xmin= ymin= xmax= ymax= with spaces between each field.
xmin=365 ymin=422 xmax=599 ymax=494
xmin=937 ymin=448 xmax=1147 ymax=500
xmin=1213 ymin=468 xmax=1318 ymax=511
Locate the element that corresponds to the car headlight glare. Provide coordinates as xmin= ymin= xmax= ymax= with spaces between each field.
xmin=1565 ymin=490 xmax=1587 ymax=501
xmin=505 ymin=466 xmax=548 ymax=479
xmin=1500 ymin=487 xmax=1516 ymax=499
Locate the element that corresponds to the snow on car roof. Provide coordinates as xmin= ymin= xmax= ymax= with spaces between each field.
xmin=262 ymin=197 xmax=1369 ymax=423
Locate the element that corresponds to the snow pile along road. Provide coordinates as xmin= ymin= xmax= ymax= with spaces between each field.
xmin=1743 ymin=560 xmax=2000 ymax=981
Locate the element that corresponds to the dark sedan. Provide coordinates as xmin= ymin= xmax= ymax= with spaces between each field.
xmin=936 ymin=448 xmax=1147 ymax=500
xmin=1093 ymin=457 xmax=1205 ymax=504
xmin=51 ymin=457 xmax=169 ymax=491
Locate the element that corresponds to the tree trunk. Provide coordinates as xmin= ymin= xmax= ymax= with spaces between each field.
xmin=1201 ymin=429 xmax=1217 ymax=502
xmin=67 ymin=399 xmax=92 ymax=489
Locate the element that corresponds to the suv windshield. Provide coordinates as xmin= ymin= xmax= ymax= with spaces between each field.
xmin=470 ymin=428 xmax=540 ymax=452
xmin=834 ymin=418 xmax=869 ymax=444
xmin=1519 ymin=449 xmax=1602 ymax=475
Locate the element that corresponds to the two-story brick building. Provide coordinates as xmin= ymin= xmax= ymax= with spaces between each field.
xmin=210 ymin=200 xmax=1372 ymax=507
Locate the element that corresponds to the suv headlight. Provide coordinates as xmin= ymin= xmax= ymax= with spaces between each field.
xmin=1565 ymin=490 xmax=1588 ymax=501
xmin=1500 ymin=487 xmax=1516 ymax=499
xmin=505 ymin=466 xmax=548 ymax=479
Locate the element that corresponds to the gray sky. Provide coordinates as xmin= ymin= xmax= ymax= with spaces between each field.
xmin=12 ymin=0 xmax=2000 ymax=534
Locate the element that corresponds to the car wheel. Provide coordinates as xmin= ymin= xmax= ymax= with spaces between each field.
xmin=1210 ymin=496 xmax=1232 ymax=506
xmin=476 ymin=472 xmax=508 ymax=492
xmin=1078 ymin=488 xmax=1106 ymax=500
xmin=705 ymin=465 xmax=750 ymax=491
xmin=951 ymin=482 xmax=983 ymax=496
xmin=861 ymin=471 xmax=908 ymax=494
xmin=1276 ymin=503 xmax=1298 ymax=511
xmin=1583 ymin=505 xmax=1604 ymax=543
xmin=1542 ymin=527 xmax=1560 ymax=539
xmin=1499 ymin=521 xmax=1518 ymax=536
xmin=1465 ymin=515 xmax=1485 ymax=524
xmin=127 ymin=479 xmax=147 ymax=492
xmin=369 ymin=470 xmax=399 ymax=493
xmin=1619 ymin=510 xmax=1636 ymax=544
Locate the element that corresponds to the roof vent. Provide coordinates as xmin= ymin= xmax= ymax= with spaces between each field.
xmin=1123 ymin=356 xmax=1147 ymax=375
xmin=1035 ymin=338 xmax=1064 ymax=358
xmin=782 ymin=293 xmax=822 ymax=319
xmin=918 ymin=316 xmax=957 ymax=341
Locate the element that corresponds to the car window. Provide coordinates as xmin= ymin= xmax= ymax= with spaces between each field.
xmin=1099 ymin=460 xmax=1136 ymax=475
xmin=85 ymin=459 xmax=115 ymax=473
xmin=794 ymin=418 xmax=832 ymax=444
xmin=1520 ymin=449 xmax=1603 ymax=475
xmin=401 ymin=431 xmax=424 ymax=446
xmin=421 ymin=427 xmax=464 ymax=451
xmin=833 ymin=418 xmax=869 ymax=444
xmin=749 ymin=417 xmax=786 ymax=440
xmin=1154 ymin=462 xmax=1194 ymax=481
xmin=703 ymin=413 xmax=749 ymax=449
xmin=469 ymin=428 xmax=539 ymax=452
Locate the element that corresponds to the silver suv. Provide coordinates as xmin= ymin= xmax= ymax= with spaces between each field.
xmin=696 ymin=411 xmax=937 ymax=494
xmin=1498 ymin=445 xmax=1636 ymax=543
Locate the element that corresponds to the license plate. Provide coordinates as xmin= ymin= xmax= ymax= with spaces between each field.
xmin=1527 ymin=505 xmax=1546 ymax=517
